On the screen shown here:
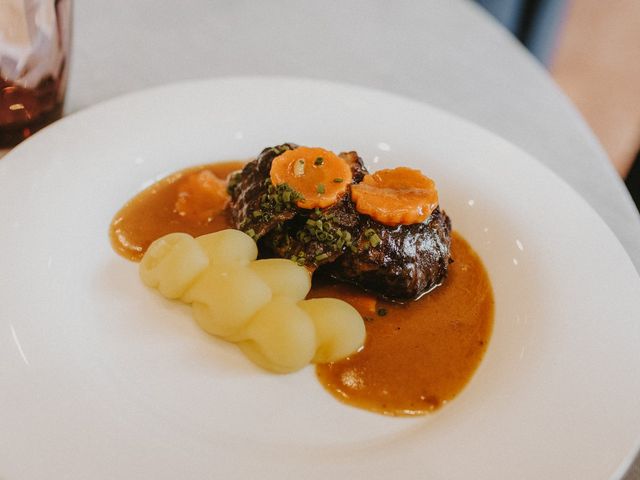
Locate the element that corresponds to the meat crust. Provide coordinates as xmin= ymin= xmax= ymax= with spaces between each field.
xmin=229 ymin=144 xmax=452 ymax=300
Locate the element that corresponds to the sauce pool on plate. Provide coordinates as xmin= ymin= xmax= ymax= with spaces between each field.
xmin=312 ymin=233 xmax=493 ymax=415
xmin=110 ymin=162 xmax=242 ymax=261
xmin=110 ymin=162 xmax=494 ymax=416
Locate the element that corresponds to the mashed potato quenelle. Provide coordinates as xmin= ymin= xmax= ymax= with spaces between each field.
xmin=139 ymin=229 xmax=365 ymax=373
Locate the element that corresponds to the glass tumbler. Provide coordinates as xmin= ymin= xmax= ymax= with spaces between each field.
xmin=0 ymin=0 xmax=72 ymax=148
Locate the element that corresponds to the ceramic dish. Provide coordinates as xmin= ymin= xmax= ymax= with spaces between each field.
xmin=1 ymin=77 xmax=639 ymax=479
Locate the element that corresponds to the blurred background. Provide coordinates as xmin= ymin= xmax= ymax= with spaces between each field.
xmin=1 ymin=0 xmax=638 ymax=212
xmin=476 ymin=0 xmax=640 ymax=208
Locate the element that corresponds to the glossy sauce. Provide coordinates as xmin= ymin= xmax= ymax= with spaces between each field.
xmin=313 ymin=233 xmax=493 ymax=415
xmin=110 ymin=163 xmax=494 ymax=416
xmin=110 ymin=162 xmax=242 ymax=261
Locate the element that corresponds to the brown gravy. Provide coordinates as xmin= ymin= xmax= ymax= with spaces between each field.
xmin=110 ymin=162 xmax=242 ymax=261
xmin=313 ymin=233 xmax=493 ymax=415
xmin=110 ymin=163 xmax=494 ymax=416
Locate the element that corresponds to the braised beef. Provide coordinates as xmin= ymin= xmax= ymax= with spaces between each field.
xmin=338 ymin=151 xmax=368 ymax=183
xmin=229 ymin=144 xmax=452 ymax=301
xmin=259 ymin=151 xmax=369 ymax=267
xmin=228 ymin=143 xmax=299 ymax=240
xmin=321 ymin=207 xmax=452 ymax=301
xmin=262 ymin=193 xmax=363 ymax=267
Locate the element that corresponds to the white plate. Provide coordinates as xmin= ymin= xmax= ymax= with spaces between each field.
xmin=1 ymin=77 xmax=639 ymax=480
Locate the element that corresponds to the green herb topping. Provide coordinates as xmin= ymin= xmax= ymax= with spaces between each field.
xmin=239 ymin=179 xmax=303 ymax=240
xmin=268 ymin=144 xmax=294 ymax=157
xmin=363 ymin=228 xmax=382 ymax=248
xmin=272 ymin=208 xmax=359 ymax=268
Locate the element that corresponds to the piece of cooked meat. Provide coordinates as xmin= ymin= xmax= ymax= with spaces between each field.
xmin=339 ymin=151 xmax=368 ymax=183
xmin=321 ymin=207 xmax=452 ymax=301
xmin=228 ymin=143 xmax=299 ymax=240
xmin=262 ymin=193 xmax=363 ymax=267
xmin=260 ymin=150 xmax=369 ymax=268
xmin=228 ymin=144 xmax=452 ymax=301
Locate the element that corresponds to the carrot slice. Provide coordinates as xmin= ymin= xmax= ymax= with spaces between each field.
xmin=174 ymin=170 xmax=229 ymax=224
xmin=270 ymin=147 xmax=352 ymax=209
xmin=351 ymin=167 xmax=438 ymax=226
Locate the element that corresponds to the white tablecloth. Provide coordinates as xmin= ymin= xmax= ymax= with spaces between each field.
xmin=66 ymin=0 xmax=640 ymax=477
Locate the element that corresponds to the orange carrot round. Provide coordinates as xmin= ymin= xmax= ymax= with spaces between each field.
xmin=351 ymin=167 xmax=438 ymax=226
xmin=270 ymin=147 xmax=352 ymax=209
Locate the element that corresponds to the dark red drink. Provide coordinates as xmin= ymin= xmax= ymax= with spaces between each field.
xmin=0 ymin=0 xmax=72 ymax=148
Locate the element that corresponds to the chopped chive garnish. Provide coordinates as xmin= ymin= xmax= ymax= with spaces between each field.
xmin=315 ymin=253 xmax=329 ymax=261
xmin=369 ymin=233 xmax=381 ymax=247
xmin=246 ymin=228 xmax=256 ymax=239
xmin=333 ymin=178 xmax=343 ymax=183
xmin=377 ymin=308 xmax=388 ymax=317
xmin=314 ymin=157 xmax=324 ymax=166
xmin=316 ymin=183 xmax=325 ymax=194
